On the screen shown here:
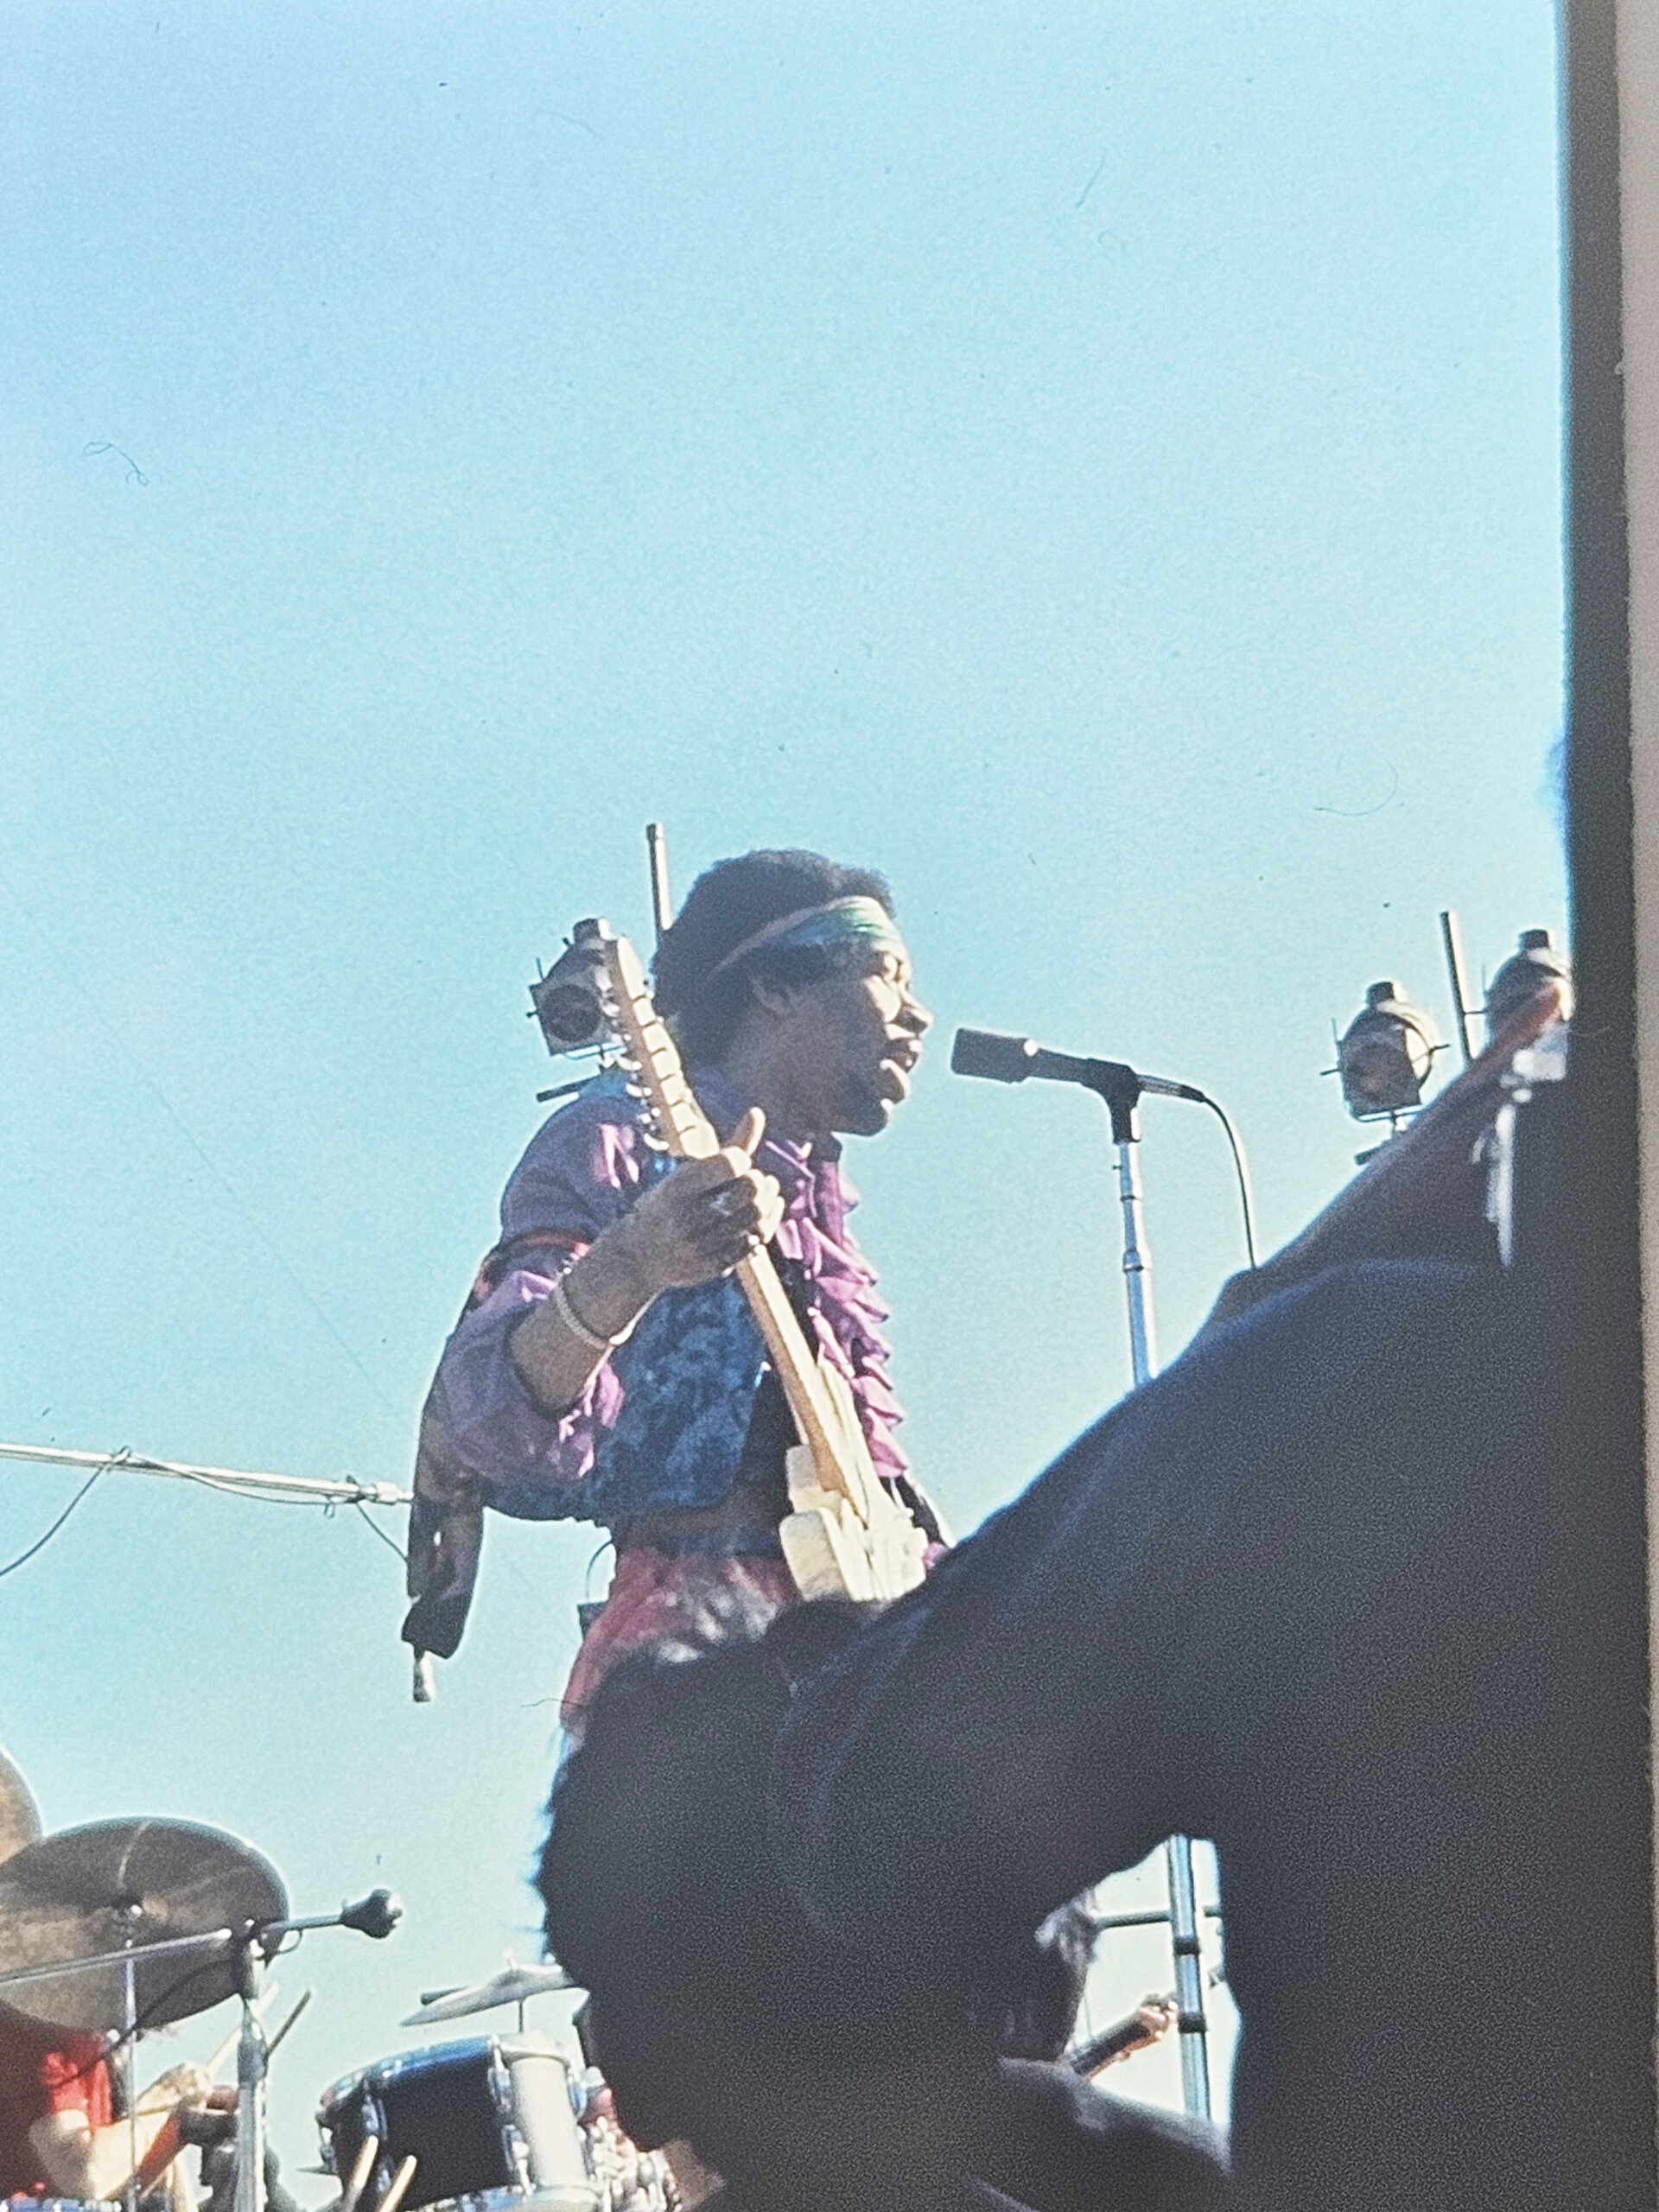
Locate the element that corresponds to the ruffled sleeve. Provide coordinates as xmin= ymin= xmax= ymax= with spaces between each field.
xmin=429 ymin=1088 xmax=653 ymax=1503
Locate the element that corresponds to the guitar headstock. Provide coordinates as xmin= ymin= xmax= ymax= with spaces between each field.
xmin=593 ymin=927 xmax=721 ymax=1162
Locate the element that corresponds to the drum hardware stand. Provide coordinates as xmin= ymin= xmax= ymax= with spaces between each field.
xmin=0 ymin=1891 xmax=400 ymax=2212
xmin=0 ymin=1924 xmax=240 ymax=1999
xmin=232 ymin=1936 xmax=269 ymax=2212
xmin=234 ymin=1891 xmax=404 ymax=2212
xmin=1070 ymin=1902 xmax=1228 ymax=2077
xmin=121 ymin=1918 xmax=141 ymax=2212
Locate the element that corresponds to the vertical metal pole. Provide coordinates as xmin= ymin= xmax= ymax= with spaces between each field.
xmin=235 ymin=1948 xmax=268 ymax=2212
xmin=1439 ymin=909 xmax=1480 ymax=1066
xmin=122 ymin=1951 xmax=140 ymax=2212
xmin=1164 ymin=1835 xmax=1211 ymax=2118
xmin=1113 ymin=1125 xmax=1211 ymax=2118
xmin=645 ymin=823 xmax=673 ymax=944
xmin=1114 ymin=1138 xmax=1160 ymax=1385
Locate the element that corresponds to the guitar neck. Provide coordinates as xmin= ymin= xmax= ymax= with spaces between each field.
xmin=594 ymin=925 xmax=871 ymax=1504
xmin=734 ymin=1246 xmax=866 ymax=1499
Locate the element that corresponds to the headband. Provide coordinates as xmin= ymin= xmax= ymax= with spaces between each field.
xmin=707 ymin=896 xmax=906 ymax=980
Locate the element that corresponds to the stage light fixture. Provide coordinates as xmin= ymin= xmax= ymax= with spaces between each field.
xmin=1333 ymin=980 xmax=1443 ymax=1122
xmin=1484 ymin=927 xmax=1573 ymax=1042
xmin=529 ymin=919 xmax=611 ymax=1055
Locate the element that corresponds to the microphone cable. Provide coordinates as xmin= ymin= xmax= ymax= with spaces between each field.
xmin=1187 ymin=1087 xmax=1260 ymax=1269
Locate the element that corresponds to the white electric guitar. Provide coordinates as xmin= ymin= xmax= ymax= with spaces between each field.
xmin=595 ymin=927 xmax=930 ymax=1605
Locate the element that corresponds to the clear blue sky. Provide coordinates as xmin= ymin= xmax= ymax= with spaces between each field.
xmin=3 ymin=0 xmax=1566 ymax=2158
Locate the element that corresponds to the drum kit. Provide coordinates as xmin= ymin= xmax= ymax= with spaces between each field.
xmin=317 ymin=2031 xmax=594 ymax=2212
xmin=0 ymin=1755 xmax=671 ymax=2212
xmin=312 ymin=1957 xmax=676 ymax=2212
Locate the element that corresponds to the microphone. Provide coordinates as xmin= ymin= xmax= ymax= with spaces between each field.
xmin=950 ymin=1027 xmax=1204 ymax=1104
xmin=952 ymin=1028 xmax=1260 ymax=1268
xmin=340 ymin=1888 xmax=404 ymax=1941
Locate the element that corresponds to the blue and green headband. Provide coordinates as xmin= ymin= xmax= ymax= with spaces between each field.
xmin=708 ymin=896 xmax=907 ymax=980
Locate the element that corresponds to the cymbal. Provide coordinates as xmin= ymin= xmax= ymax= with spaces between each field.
xmin=402 ymin=1961 xmax=572 ymax=2024
xmin=0 ymin=1818 xmax=287 ymax=2031
xmin=0 ymin=1747 xmax=43 ymax=1866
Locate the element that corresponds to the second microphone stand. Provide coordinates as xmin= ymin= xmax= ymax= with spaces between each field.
xmin=235 ymin=1891 xmax=403 ymax=2212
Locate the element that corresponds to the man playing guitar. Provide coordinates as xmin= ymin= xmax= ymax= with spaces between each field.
xmin=404 ymin=848 xmax=934 ymax=1723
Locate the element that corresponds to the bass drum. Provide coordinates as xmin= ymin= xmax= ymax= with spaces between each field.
xmin=318 ymin=2035 xmax=598 ymax=2212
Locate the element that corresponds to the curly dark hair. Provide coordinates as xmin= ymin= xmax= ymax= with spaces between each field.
xmin=652 ymin=850 xmax=896 ymax=1065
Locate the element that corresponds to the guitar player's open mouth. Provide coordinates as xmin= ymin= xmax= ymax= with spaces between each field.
xmin=879 ymin=1043 xmax=921 ymax=1103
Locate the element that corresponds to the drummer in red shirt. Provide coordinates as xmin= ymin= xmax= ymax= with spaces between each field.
xmin=0 ymin=1999 xmax=214 ymax=2205
xmin=0 ymin=1999 xmax=113 ymax=2198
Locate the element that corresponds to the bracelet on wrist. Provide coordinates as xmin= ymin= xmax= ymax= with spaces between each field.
xmin=550 ymin=1268 xmax=636 ymax=1355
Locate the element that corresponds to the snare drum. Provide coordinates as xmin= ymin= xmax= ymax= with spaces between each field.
xmin=318 ymin=2035 xmax=598 ymax=2212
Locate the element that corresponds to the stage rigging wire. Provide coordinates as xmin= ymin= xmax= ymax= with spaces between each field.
xmin=0 ymin=1442 xmax=410 ymax=1586
xmin=354 ymin=1500 xmax=409 ymax=1566
xmin=0 ymin=1441 xmax=408 ymax=1506
xmin=2 ymin=888 xmax=563 ymax=1628
xmin=0 ymin=1460 xmax=112 ymax=1580
xmin=0 ymin=1438 xmax=580 ymax=1639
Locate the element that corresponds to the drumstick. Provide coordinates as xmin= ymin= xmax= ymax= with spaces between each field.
xmin=338 ymin=2133 xmax=380 ymax=2212
xmin=377 ymin=2154 xmax=419 ymax=2212
xmin=133 ymin=2113 xmax=185 ymax=2195
xmin=264 ymin=1988 xmax=315 ymax=2064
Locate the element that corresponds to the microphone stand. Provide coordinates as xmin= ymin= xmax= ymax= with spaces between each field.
xmin=950 ymin=1031 xmax=1215 ymax=2117
xmin=1071 ymin=1065 xmax=1212 ymax=2121
xmin=0 ymin=1905 xmax=396 ymax=2212
xmin=1103 ymin=1078 xmax=1159 ymax=1383
xmin=234 ymin=1891 xmax=403 ymax=2212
